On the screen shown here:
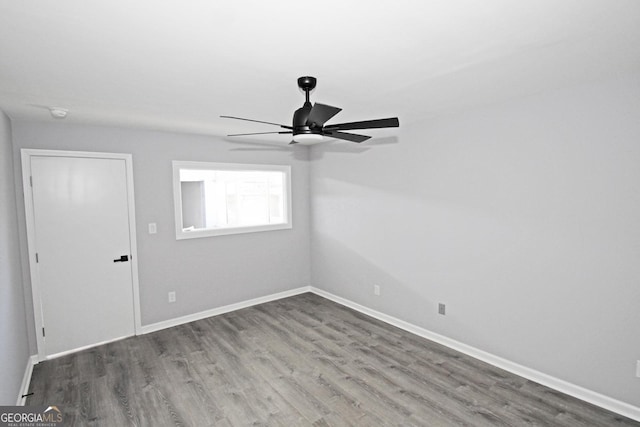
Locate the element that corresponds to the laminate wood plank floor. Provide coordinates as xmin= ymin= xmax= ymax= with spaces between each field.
xmin=27 ymin=293 xmax=639 ymax=426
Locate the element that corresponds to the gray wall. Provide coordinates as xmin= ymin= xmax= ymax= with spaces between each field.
xmin=310 ymin=73 xmax=640 ymax=407
xmin=0 ymin=112 xmax=30 ymax=404
xmin=12 ymin=123 xmax=311 ymax=337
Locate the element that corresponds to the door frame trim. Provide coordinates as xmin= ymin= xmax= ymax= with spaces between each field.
xmin=21 ymin=149 xmax=142 ymax=361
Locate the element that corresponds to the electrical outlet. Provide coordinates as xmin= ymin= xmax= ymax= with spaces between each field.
xmin=438 ymin=303 xmax=446 ymax=315
xmin=168 ymin=291 xmax=176 ymax=303
xmin=374 ymin=285 xmax=381 ymax=296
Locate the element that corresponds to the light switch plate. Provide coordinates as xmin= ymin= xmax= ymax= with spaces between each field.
xmin=148 ymin=223 xmax=157 ymax=234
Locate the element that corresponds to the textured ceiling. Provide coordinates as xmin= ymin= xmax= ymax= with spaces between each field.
xmin=1 ymin=0 xmax=639 ymax=140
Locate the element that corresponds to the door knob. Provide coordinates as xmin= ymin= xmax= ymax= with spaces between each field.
xmin=113 ymin=255 xmax=129 ymax=263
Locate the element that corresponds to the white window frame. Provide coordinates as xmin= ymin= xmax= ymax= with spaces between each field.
xmin=172 ymin=160 xmax=292 ymax=239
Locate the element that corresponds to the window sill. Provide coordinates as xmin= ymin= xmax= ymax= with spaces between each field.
xmin=175 ymin=222 xmax=292 ymax=240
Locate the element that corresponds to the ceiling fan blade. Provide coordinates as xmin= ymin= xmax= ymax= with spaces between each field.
xmin=306 ymin=103 xmax=342 ymax=127
xmin=227 ymin=131 xmax=293 ymax=136
xmin=323 ymin=131 xmax=371 ymax=143
xmin=323 ymin=117 xmax=399 ymax=131
xmin=220 ymin=115 xmax=293 ymax=130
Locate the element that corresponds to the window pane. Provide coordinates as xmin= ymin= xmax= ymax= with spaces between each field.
xmin=180 ymin=181 xmax=205 ymax=230
xmin=173 ymin=162 xmax=291 ymax=239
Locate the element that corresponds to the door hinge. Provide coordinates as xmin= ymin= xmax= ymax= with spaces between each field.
xmin=35 ymin=253 xmax=39 ymax=263
xmin=42 ymin=327 xmax=45 ymax=337
xmin=30 ymin=176 xmax=33 ymax=187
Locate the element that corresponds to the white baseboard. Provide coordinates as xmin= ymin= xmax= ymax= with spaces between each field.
xmin=16 ymin=355 xmax=37 ymax=406
xmin=45 ymin=335 xmax=133 ymax=361
xmin=140 ymin=286 xmax=312 ymax=335
xmin=309 ymin=287 xmax=640 ymax=423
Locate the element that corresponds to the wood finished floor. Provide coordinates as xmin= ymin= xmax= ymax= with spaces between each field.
xmin=27 ymin=293 xmax=639 ymax=426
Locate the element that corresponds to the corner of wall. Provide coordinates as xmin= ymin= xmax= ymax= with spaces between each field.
xmin=0 ymin=112 xmax=33 ymax=404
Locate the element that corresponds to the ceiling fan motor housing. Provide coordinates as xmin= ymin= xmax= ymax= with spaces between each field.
xmin=293 ymin=102 xmax=321 ymax=137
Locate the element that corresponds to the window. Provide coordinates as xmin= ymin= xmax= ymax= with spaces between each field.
xmin=172 ymin=161 xmax=292 ymax=239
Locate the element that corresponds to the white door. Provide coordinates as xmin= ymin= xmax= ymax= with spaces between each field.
xmin=26 ymin=153 xmax=138 ymax=357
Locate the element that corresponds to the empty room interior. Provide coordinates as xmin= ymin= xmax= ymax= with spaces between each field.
xmin=1 ymin=1 xmax=639 ymax=425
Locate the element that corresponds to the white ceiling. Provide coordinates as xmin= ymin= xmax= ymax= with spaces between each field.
xmin=1 ymin=0 xmax=639 ymax=140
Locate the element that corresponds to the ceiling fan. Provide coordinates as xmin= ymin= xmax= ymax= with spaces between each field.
xmin=221 ymin=76 xmax=399 ymax=144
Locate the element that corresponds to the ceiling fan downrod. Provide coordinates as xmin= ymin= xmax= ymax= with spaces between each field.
xmin=297 ymin=76 xmax=317 ymax=104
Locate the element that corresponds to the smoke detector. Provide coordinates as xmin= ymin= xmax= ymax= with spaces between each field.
xmin=49 ymin=107 xmax=68 ymax=119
